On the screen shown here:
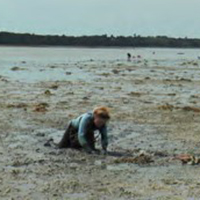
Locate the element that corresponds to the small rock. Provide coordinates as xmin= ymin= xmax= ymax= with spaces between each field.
xmin=44 ymin=90 xmax=52 ymax=95
xmin=50 ymin=84 xmax=59 ymax=90
xmin=36 ymin=132 xmax=45 ymax=137
xmin=83 ymin=96 xmax=89 ymax=100
xmin=11 ymin=66 xmax=24 ymax=71
xmin=44 ymin=138 xmax=54 ymax=147
xmin=112 ymin=69 xmax=120 ymax=74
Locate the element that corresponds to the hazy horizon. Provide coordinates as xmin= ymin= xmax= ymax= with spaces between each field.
xmin=0 ymin=0 xmax=200 ymax=38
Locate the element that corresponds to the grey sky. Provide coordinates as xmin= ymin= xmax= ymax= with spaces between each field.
xmin=0 ymin=0 xmax=200 ymax=38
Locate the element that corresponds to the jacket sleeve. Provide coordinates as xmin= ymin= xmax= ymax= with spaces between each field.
xmin=78 ymin=114 xmax=92 ymax=151
xmin=100 ymin=125 xmax=108 ymax=150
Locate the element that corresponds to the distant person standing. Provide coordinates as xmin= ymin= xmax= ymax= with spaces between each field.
xmin=127 ymin=53 xmax=131 ymax=61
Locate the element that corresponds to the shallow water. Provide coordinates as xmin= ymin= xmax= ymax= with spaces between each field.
xmin=0 ymin=46 xmax=200 ymax=83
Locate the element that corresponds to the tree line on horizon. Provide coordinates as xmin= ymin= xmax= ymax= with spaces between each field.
xmin=0 ymin=32 xmax=200 ymax=48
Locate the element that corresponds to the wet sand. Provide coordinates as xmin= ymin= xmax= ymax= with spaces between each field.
xmin=1 ymin=47 xmax=200 ymax=199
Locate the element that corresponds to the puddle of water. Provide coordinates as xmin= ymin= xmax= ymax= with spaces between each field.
xmin=63 ymin=192 xmax=89 ymax=199
xmin=1 ymin=46 xmax=200 ymax=83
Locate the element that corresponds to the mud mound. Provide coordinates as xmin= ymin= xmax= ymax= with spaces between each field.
xmin=113 ymin=152 xmax=154 ymax=165
xmin=33 ymin=103 xmax=49 ymax=112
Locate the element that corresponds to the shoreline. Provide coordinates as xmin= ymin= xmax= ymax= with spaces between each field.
xmin=1 ymin=44 xmax=200 ymax=50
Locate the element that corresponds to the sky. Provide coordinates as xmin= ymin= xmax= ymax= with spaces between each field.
xmin=0 ymin=0 xmax=200 ymax=38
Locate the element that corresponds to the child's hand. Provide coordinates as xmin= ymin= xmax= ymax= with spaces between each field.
xmin=85 ymin=149 xmax=100 ymax=155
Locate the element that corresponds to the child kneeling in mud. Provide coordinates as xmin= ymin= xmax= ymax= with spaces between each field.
xmin=58 ymin=106 xmax=110 ymax=155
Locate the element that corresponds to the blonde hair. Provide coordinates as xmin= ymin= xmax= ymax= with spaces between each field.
xmin=93 ymin=106 xmax=110 ymax=120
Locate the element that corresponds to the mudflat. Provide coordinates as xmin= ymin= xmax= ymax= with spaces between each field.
xmin=0 ymin=47 xmax=200 ymax=200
